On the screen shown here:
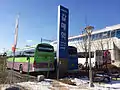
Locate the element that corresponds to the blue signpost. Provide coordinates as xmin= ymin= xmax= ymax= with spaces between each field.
xmin=57 ymin=5 xmax=69 ymax=79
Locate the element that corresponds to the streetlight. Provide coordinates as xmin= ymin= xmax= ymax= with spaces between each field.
xmin=84 ymin=26 xmax=94 ymax=87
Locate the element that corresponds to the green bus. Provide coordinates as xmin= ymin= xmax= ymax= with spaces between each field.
xmin=7 ymin=43 xmax=55 ymax=73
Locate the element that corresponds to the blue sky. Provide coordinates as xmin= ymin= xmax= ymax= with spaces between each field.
xmin=0 ymin=0 xmax=120 ymax=51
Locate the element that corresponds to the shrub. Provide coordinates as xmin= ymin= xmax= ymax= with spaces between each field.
xmin=102 ymin=64 xmax=119 ymax=73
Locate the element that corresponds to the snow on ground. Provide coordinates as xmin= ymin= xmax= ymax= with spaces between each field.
xmin=0 ymin=79 xmax=53 ymax=90
xmin=94 ymin=80 xmax=120 ymax=90
xmin=17 ymin=79 xmax=53 ymax=90
xmin=1 ymin=78 xmax=120 ymax=90
xmin=0 ymin=78 xmax=89 ymax=90
xmin=71 ymin=77 xmax=89 ymax=86
xmin=59 ymin=77 xmax=89 ymax=89
xmin=60 ymin=77 xmax=120 ymax=90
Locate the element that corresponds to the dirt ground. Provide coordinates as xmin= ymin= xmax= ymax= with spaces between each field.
xmin=0 ymin=56 xmax=8 ymax=84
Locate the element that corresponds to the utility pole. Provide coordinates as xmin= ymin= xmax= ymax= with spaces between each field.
xmin=27 ymin=55 xmax=30 ymax=81
xmin=84 ymin=26 xmax=94 ymax=87
xmin=11 ymin=14 xmax=19 ymax=83
xmin=41 ymin=38 xmax=42 ymax=43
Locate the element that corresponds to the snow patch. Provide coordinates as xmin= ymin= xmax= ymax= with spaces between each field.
xmin=1 ymin=78 xmax=120 ymax=90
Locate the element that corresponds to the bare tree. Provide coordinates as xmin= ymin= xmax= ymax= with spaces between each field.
xmin=80 ymin=31 xmax=89 ymax=70
xmin=92 ymin=34 xmax=114 ymax=69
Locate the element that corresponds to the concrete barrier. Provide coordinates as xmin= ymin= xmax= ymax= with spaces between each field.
xmin=37 ymin=75 xmax=45 ymax=82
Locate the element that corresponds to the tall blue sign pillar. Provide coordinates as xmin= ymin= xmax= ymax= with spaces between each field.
xmin=57 ymin=5 xmax=69 ymax=79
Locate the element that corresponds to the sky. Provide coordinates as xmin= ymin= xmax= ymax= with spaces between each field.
xmin=0 ymin=0 xmax=120 ymax=52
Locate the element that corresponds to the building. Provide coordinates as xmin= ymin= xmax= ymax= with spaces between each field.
xmin=51 ymin=24 xmax=120 ymax=67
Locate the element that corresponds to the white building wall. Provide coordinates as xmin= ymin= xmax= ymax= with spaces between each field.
xmin=68 ymin=37 xmax=120 ymax=67
xmin=51 ymin=24 xmax=120 ymax=67
xmin=51 ymin=38 xmax=120 ymax=67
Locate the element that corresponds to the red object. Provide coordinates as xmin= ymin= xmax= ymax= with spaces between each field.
xmin=104 ymin=50 xmax=108 ymax=57
xmin=33 ymin=61 xmax=36 ymax=67
xmin=12 ymin=16 xmax=19 ymax=53
xmin=12 ymin=45 xmax=16 ymax=52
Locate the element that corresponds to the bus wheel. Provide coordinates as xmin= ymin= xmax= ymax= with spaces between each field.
xmin=19 ymin=64 xmax=23 ymax=74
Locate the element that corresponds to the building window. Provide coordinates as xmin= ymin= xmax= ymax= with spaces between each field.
xmin=79 ymin=37 xmax=82 ymax=41
xmin=91 ymin=34 xmax=95 ymax=40
xmin=107 ymin=31 xmax=110 ymax=38
xmin=76 ymin=38 xmax=79 ymax=41
xmin=111 ymin=30 xmax=115 ymax=37
xmin=91 ymin=34 xmax=98 ymax=40
xmin=94 ymin=34 xmax=98 ymax=40
xmin=102 ymin=32 xmax=108 ymax=39
xmin=77 ymin=37 xmax=82 ymax=42
xmin=116 ymin=29 xmax=120 ymax=38
xmin=98 ymin=33 xmax=102 ymax=39
xmin=68 ymin=39 xmax=71 ymax=42
xmin=82 ymin=36 xmax=87 ymax=41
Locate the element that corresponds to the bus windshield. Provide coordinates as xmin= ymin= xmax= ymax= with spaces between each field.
xmin=78 ymin=52 xmax=94 ymax=58
xmin=68 ymin=48 xmax=77 ymax=55
xmin=37 ymin=44 xmax=54 ymax=52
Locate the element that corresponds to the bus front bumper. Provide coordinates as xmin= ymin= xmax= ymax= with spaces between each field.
xmin=29 ymin=68 xmax=55 ymax=72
